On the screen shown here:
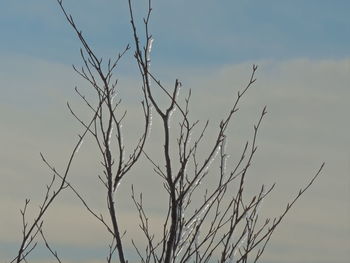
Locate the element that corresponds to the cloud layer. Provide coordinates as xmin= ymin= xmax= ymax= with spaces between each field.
xmin=1 ymin=55 xmax=349 ymax=262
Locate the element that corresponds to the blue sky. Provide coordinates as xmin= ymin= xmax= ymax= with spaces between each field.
xmin=0 ymin=1 xmax=349 ymax=263
xmin=0 ymin=0 xmax=349 ymax=66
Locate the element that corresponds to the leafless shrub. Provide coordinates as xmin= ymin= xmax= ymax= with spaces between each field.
xmin=10 ymin=1 xmax=324 ymax=263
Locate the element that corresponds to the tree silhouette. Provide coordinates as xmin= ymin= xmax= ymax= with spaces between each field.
xmin=10 ymin=1 xmax=324 ymax=263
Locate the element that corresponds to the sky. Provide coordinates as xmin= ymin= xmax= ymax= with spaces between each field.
xmin=0 ymin=0 xmax=349 ymax=262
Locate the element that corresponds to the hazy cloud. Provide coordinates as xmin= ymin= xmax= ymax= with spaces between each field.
xmin=1 ymin=55 xmax=349 ymax=262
